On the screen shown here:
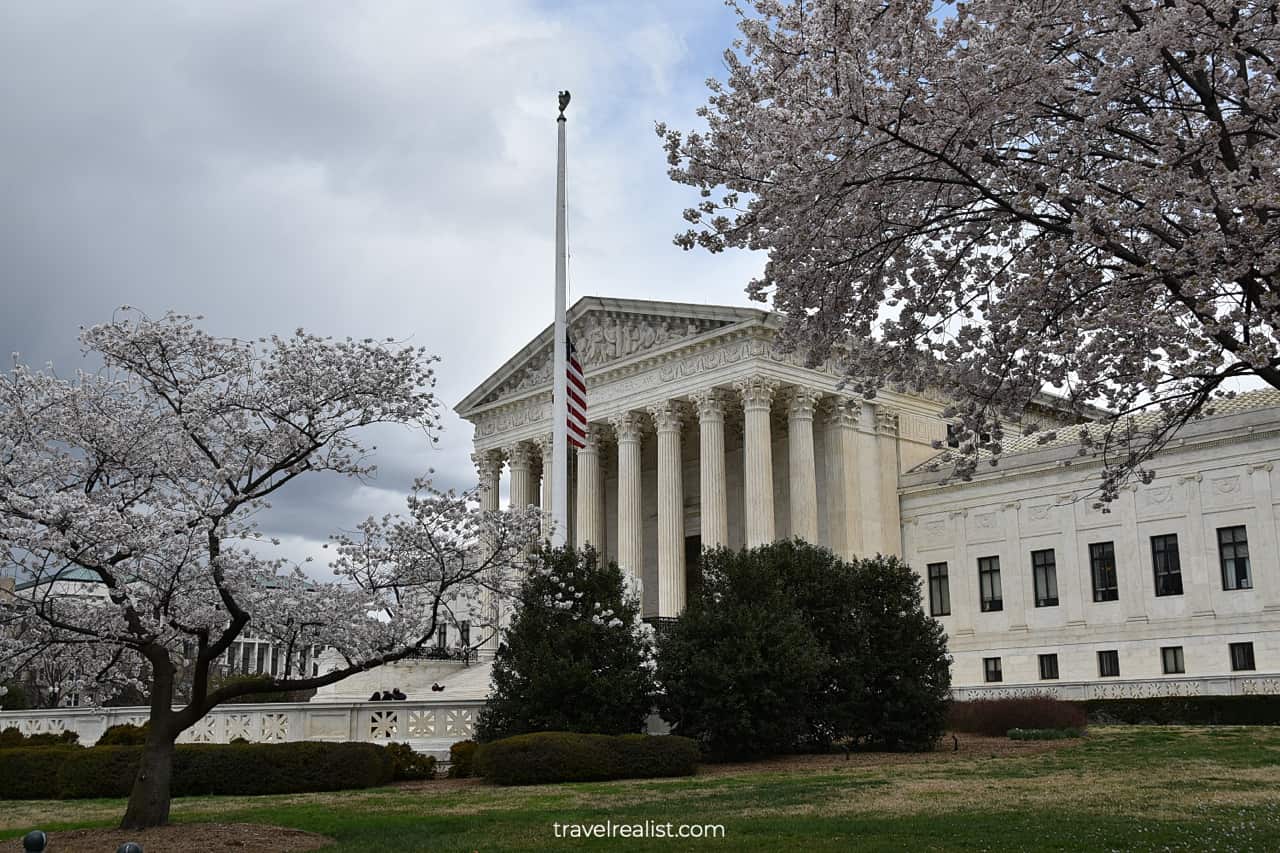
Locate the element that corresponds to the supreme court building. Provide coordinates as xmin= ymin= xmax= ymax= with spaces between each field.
xmin=457 ymin=297 xmax=1280 ymax=700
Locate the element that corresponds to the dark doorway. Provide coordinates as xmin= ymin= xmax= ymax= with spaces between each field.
xmin=684 ymin=534 xmax=703 ymax=599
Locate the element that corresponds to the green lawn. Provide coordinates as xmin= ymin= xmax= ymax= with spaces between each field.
xmin=4 ymin=726 xmax=1280 ymax=851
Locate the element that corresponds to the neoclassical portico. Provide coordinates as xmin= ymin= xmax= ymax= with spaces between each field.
xmin=457 ymin=297 xmax=948 ymax=619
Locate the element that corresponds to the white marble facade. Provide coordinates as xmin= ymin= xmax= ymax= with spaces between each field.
xmin=458 ymin=298 xmax=1280 ymax=697
xmin=456 ymin=298 xmax=952 ymax=625
xmin=901 ymin=395 xmax=1280 ymax=697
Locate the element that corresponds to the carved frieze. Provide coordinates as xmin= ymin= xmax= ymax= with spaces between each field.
xmin=660 ymin=341 xmax=751 ymax=382
xmin=473 ymin=398 xmax=552 ymax=440
xmin=485 ymin=314 xmax=727 ymax=404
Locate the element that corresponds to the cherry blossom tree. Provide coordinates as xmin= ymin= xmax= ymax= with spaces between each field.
xmin=661 ymin=0 xmax=1280 ymax=498
xmin=0 ymin=311 xmax=541 ymax=828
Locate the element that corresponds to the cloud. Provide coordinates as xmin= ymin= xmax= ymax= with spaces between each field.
xmin=0 ymin=0 xmax=761 ymax=546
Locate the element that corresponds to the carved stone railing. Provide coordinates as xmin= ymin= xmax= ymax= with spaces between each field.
xmin=950 ymin=673 xmax=1280 ymax=703
xmin=0 ymin=699 xmax=485 ymax=757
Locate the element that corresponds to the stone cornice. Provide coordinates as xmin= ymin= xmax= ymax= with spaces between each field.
xmin=901 ymin=425 xmax=1280 ymax=497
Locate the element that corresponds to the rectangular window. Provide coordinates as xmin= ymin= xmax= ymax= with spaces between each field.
xmin=1098 ymin=649 xmax=1120 ymax=678
xmin=927 ymin=562 xmax=951 ymax=617
xmin=983 ymin=657 xmax=1003 ymax=683
xmin=1039 ymin=653 xmax=1059 ymax=680
xmin=1230 ymin=642 xmax=1256 ymax=672
xmin=459 ymin=621 xmax=471 ymax=648
xmin=1218 ymin=526 xmax=1252 ymax=590
xmin=1151 ymin=534 xmax=1184 ymax=596
xmin=1031 ymin=549 xmax=1059 ymax=607
xmin=978 ymin=556 xmax=1003 ymax=612
xmin=436 ymin=623 xmax=448 ymax=649
xmin=1161 ymin=646 xmax=1185 ymax=675
xmin=1089 ymin=541 xmax=1120 ymax=602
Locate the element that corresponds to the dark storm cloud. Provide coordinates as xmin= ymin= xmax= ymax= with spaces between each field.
xmin=0 ymin=1 xmax=764 ymax=565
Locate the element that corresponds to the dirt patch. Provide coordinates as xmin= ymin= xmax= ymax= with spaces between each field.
xmin=696 ymin=732 xmax=1072 ymax=776
xmin=36 ymin=823 xmax=332 ymax=853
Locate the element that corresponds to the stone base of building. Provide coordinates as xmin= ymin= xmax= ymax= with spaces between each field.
xmin=951 ymin=672 xmax=1280 ymax=702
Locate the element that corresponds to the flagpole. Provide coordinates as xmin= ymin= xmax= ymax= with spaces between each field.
xmin=550 ymin=91 xmax=570 ymax=548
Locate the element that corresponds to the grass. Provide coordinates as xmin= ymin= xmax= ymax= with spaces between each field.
xmin=3 ymin=726 xmax=1279 ymax=851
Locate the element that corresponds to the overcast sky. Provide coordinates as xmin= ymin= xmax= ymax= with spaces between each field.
xmin=0 ymin=1 xmax=763 ymax=573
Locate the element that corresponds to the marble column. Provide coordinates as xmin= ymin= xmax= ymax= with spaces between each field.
xmin=823 ymin=399 xmax=860 ymax=559
xmin=857 ymin=404 xmax=883 ymax=554
xmin=575 ymin=425 xmax=605 ymax=551
xmin=538 ymin=434 xmax=554 ymax=541
xmin=787 ymin=388 xmax=820 ymax=544
xmin=650 ymin=401 xmax=686 ymax=617
xmin=1117 ymin=484 xmax=1148 ymax=623
xmin=1002 ymin=501 xmax=1029 ymax=631
xmin=737 ymin=377 xmax=778 ymax=547
xmin=472 ymin=448 xmax=504 ymax=656
xmin=507 ymin=442 xmax=537 ymax=510
xmin=1179 ymin=474 xmax=1215 ymax=619
xmin=692 ymin=390 xmax=728 ymax=548
xmin=1247 ymin=463 xmax=1280 ymax=612
xmin=875 ymin=409 xmax=903 ymax=557
xmin=612 ymin=412 xmax=645 ymax=594
xmin=1058 ymin=494 xmax=1088 ymax=627
xmin=950 ymin=509 xmax=974 ymax=637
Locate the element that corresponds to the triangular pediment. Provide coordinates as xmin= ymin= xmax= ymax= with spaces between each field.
xmin=455 ymin=297 xmax=770 ymax=415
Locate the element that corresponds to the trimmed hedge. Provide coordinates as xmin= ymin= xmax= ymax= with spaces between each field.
xmin=947 ymin=698 xmax=1087 ymax=737
xmin=0 ymin=741 xmax=395 ymax=800
xmin=384 ymin=742 xmax=436 ymax=781
xmin=448 ymin=740 xmax=478 ymax=778
xmin=476 ymin=732 xmax=699 ymax=786
xmin=1007 ymin=727 xmax=1085 ymax=740
xmin=0 ymin=727 xmax=80 ymax=748
xmin=0 ymin=748 xmax=78 ymax=799
xmin=1084 ymin=695 xmax=1280 ymax=726
xmin=97 ymin=723 xmax=149 ymax=746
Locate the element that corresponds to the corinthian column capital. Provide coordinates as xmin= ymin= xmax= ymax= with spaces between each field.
xmin=875 ymin=408 xmax=900 ymax=435
xmin=611 ymin=411 xmax=646 ymax=444
xmin=822 ymin=397 xmax=859 ymax=429
xmin=786 ymin=387 xmax=821 ymax=420
xmin=691 ymin=389 xmax=727 ymax=422
xmin=506 ymin=442 xmax=536 ymax=472
xmin=648 ymin=400 xmax=685 ymax=433
xmin=736 ymin=376 xmax=778 ymax=411
xmin=471 ymin=448 xmax=504 ymax=480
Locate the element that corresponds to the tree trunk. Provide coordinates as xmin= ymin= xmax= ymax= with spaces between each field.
xmin=121 ymin=652 xmax=178 ymax=829
xmin=120 ymin=727 xmax=177 ymax=829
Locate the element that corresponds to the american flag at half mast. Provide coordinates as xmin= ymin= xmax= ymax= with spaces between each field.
xmin=566 ymin=334 xmax=587 ymax=448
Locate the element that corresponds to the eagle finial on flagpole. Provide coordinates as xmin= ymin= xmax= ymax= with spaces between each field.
xmin=558 ymin=90 xmax=571 ymax=118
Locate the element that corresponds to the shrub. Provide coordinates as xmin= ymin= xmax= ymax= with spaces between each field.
xmin=825 ymin=552 xmax=951 ymax=751
xmin=47 ymin=741 xmax=394 ymax=800
xmin=478 ymin=546 xmax=655 ymax=742
xmin=0 ymin=683 xmax=29 ymax=711
xmin=1007 ymin=728 xmax=1085 ymax=740
xmin=476 ymin=732 xmax=698 ymax=786
xmin=1083 ymin=696 xmax=1280 ymax=726
xmin=384 ymin=742 xmax=436 ymax=780
xmin=0 ymin=748 xmax=78 ymax=799
xmin=448 ymin=740 xmax=478 ymax=778
xmin=0 ymin=728 xmax=81 ymax=749
xmin=23 ymin=731 xmax=80 ymax=747
xmin=656 ymin=552 xmax=825 ymax=759
xmin=947 ymin=698 xmax=1087 ymax=737
xmin=97 ymin=723 xmax=149 ymax=746
xmin=656 ymin=543 xmax=951 ymax=759
xmin=56 ymin=745 xmax=138 ymax=798
xmin=612 ymin=733 xmax=701 ymax=779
